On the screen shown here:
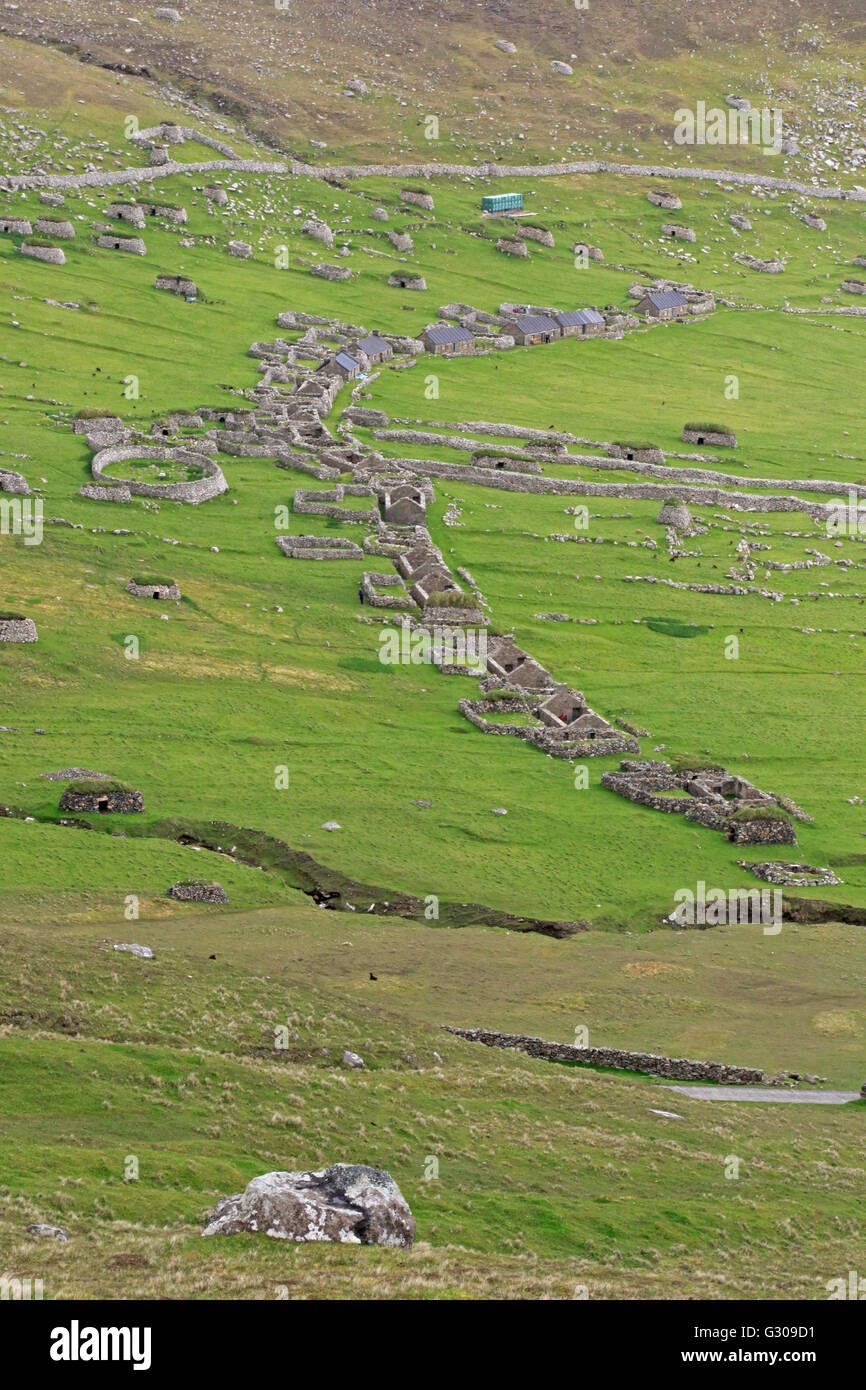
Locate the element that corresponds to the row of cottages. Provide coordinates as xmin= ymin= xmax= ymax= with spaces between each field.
xmin=316 ymin=334 xmax=396 ymax=380
xmin=420 ymin=323 xmax=477 ymax=355
xmin=635 ymin=289 xmax=689 ymax=321
xmin=502 ymin=309 xmax=605 ymax=345
xmin=396 ymin=540 xmax=463 ymax=607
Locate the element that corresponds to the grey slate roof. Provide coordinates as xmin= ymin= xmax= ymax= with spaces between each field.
xmin=356 ymin=334 xmax=391 ymax=355
xmin=555 ymin=308 xmax=605 ymax=327
xmin=507 ymin=313 xmax=560 ymax=335
xmin=334 ymin=351 xmax=361 ymax=371
xmin=645 ymin=289 xmax=688 ymax=310
xmin=423 ymin=323 xmax=476 ymax=345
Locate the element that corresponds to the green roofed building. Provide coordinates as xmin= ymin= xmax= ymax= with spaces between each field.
xmin=482 ymin=192 xmax=523 ymax=213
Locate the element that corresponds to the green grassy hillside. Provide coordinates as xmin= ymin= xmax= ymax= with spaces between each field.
xmin=1 ymin=25 xmax=865 ymax=1300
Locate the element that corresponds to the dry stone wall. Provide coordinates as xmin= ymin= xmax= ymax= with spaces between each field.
xmin=445 ymin=1027 xmax=766 ymax=1083
xmin=91 ymin=445 xmax=228 ymax=503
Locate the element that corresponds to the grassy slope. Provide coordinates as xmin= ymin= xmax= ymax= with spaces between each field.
xmin=1 ymin=903 xmax=865 ymax=1299
xmin=2 ymin=167 xmax=866 ymax=921
xmin=3 ymin=4 xmax=865 ymax=167
xmin=2 ymin=36 xmax=866 ymax=1299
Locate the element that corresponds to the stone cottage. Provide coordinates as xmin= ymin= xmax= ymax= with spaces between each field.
xmin=97 ymin=234 xmax=147 ymax=256
xmin=647 ymin=190 xmax=682 ymax=210
xmin=486 ymin=635 xmax=552 ymax=690
xmin=637 ymin=289 xmax=689 ymax=320
xmin=502 ymin=313 xmax=561 ymax=346
xmin=420 ymin=323 xmax=476 ymax=355
xmin=352 ymin=333 xmax=393 ymax=365
xmin=682 ymin=425 xmax=737 ymax=448
xmin=660 ymin=223 xmax=697 ymax=243
xmin=106 ymin=202 xmax=146 ymax=228
xmin=155 ymin=273 xmax=197 ymax=297
xmin=318 ymin=351 xmax=363 ymax=381
xmin=21 ymin=243 xmax=65 ymax=265
xmin=34 ymin=217 xmax=75 ymax=238
xmin=383 ymin=483 xmax=426 ymax=526
xmin=388 ymin=273 xmax=427 ymax=290
xmin=536 ymin=687 xmax=614 ymax=739
xmin=553 ymin=308 xmax=605 ymax=338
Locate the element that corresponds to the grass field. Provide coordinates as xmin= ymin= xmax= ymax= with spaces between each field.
xmin=1 ymin=20 xmax=865 ymax=1300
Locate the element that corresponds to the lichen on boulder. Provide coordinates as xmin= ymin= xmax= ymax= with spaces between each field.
xmin=202 ymin=1164 xmax=415 ymax=1247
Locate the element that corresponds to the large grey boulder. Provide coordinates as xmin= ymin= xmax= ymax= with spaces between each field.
xmin=202 ymin=1164 xmax=415 ymax=1247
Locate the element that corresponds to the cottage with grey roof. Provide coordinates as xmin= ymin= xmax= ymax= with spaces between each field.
xmin=420 ymin=323 xmax=476 ymax=355
xmin=502 ymin=313 xmax=561 ymax=346
xmin=637 ymin=289 xmax=689 ymax=320
xmin=554 ymin=308 xmax=605 ymax=338
xmin=319 ymin=351 xmax=363 ymax=381
xmin=352 ymin=333 xmax=393 ymax=365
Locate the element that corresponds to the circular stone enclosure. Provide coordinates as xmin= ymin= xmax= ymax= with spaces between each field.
xmin=92 ymin=444 xmax=227 ymax=503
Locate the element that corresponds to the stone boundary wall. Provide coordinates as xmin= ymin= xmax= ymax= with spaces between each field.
xmin=91 ymin=445 xmax=228 ymax=503
xmin=460 ymin=700 xmax=639 ymax=759
xmin=276 ymin=536 xmax=363 ymax=560
xmin=361 ymin=572 xmax=416 ymax=608
xmin=601 ymin=771 xmax=690 ymax=814
xmin=1 ymin=159 xmax=286 ymax=192
xmin=293 ymin=486 xmax=379 ymax=525
xmin=460 ymin=699 xmax=543 ymax=740
xmin=730 ymin=818 xmax=797 ymax=845
xmin=377 ymin=428 xmax=861 ymax=498
xmin=78 ymin=484 xmax=131 ymax=503
xmin=738 ymin=860 xmax=840 ymax=887
xmin=132 ymin=125 xmax=240 ymax=159
xmin=6 ymin=157 xmax=864 ymax=202
xmin=392 ymin=457 xmax=833 ymax=521
xmin=444 ymin=1026 xmax=766 ymax=1083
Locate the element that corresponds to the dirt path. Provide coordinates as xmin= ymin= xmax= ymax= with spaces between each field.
xmin=664 ymin=1085 xmax=860 ymax=1104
